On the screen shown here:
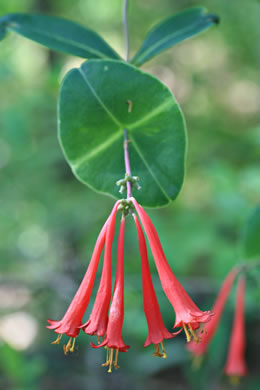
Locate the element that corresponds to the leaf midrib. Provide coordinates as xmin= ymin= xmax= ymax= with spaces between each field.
xmin=73 ymin=66 xmax=172 ymax=201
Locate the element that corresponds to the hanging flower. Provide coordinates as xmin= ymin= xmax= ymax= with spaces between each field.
xmin=224 ymin=276 xmax=248 ymax=384
xmin=47 ymin=201 xmax=119 ymax=354
xmin=82 ymin=201 xmax=119 ymax=337
xmin=92 ymin=216 xmax=129 ymax=373
xmin=133 ymin=214 xmax=181 ymax=358
xmin=187 ymin=267 xmax=239 ymax=361
xmin=131 ymin=197 xmax=213 ymax=343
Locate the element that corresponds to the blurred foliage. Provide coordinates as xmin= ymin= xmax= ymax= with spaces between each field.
xmin=0 ymin=0 xmax=259 ymax=390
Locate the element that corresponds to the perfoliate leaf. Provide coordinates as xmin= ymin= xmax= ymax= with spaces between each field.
xmin=131 ymin=7 xmax=219 ymax=66
xmin=0 ymin=13 xmax=120 ymax=60
xmin=59 ymin=60 xmax=187 ymax=208
xmin=243 ymin=206 xmax=260 ymax=259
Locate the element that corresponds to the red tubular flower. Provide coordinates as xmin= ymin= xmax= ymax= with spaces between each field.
xmin=47 ymin=201 xmax=119 ymax=353
xmin=224 ymin=276 xmax=248 ymax=383
xmin=92 ymin=216 xmax=129 ymax=373
xmin=134 ymin=214 xmax=181 ymax=358
xmin=82 ymin=201 xmax=119 ymax=337
xmin=131 ymin=197 xmax=212 ymax=342
xmin=187 ymin=267 xmax=239 ymax=359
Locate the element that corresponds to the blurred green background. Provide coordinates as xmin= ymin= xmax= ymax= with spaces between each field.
xmin=0 ymin=0 xmax=259 ymax=389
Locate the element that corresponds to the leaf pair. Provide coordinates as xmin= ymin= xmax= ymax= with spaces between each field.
xmin=0 ymin=7 xmax=219 ymax=207
xmin=0 ymin=8 xmax=219 ymax=66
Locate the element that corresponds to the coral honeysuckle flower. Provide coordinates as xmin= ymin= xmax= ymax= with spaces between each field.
xmin=133 ymin=214 xmax=181 ymax=358
xmin=187 ymin=267 xmax=239 ymax=363
xmin=131 ymin=197 xmax=213 ymax=342
xmin=91 ymin=216 xmax=129 ymax=373
xmin=224 ymin=276 xmax=248 ymax=384
xmin=47 ymin=201 xmax=120 ymax=353
xmin=82 ymin=201 xmax=119 ymax=337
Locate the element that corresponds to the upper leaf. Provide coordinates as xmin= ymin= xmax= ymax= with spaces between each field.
xmin=243 ymin=206 xmax=260 ymax=259
xmin=131 ymin=7 xmax=220 ymax=66
xmin=0 ymin=13 xmax=121 ymax=60
xmin=58 ymin=60 xmax=186 ymax=208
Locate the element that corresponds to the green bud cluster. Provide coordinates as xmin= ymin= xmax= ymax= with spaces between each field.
xmin=116 ymin=173 xmax=141 ymax=194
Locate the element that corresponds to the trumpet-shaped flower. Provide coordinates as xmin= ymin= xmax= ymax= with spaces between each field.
xmin=92 ymin=216 xmax=129 ymax=372
xmin=187 ymin=267 xmax=239 ymax=358
xmin=131 ymin=198 xmax=212 ymax=342
xmin=224 ymin=276 xmax=248 ymax=383
xmin=134 ymin=214 xmax=181 ymax=357
xmin=82 ymin=202 xmax=119 ymax=337
xmin=47 ymin=201 xmax=119 ymax=353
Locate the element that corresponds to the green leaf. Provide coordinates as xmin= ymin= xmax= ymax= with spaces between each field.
xmin=59 ymin=60 xmax=186 ymax=208
xmin=243 ymin=206 xmax=260 ymax=259
xmin=131 ymin=7 xmax=220 ymax=66
xmin=0 ymin=13 xmax=120 ymax=60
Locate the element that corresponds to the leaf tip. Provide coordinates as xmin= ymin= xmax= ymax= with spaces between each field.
xmin=208 ymin=13 xmax=220 ymax=25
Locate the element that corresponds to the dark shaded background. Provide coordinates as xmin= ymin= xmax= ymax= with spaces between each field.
xmin=0 ymin=0 xmax=259 ymax=389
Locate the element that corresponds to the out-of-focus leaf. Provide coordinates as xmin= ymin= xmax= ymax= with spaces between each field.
xmin=59 ymin=59 xmax=186 ymax=208
xmin=243 ymin=206 xmax=260 ymax=259
xmin=131 ymin=7 xmax=219 ymax=66
xmin=0 ymin=13 xmax=120 ymax=60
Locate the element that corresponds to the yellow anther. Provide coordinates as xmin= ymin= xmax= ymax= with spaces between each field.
xmin=152 ymin=344 xmax=163 ymax=358
xmin=183 ymin=323 xmax=191 ymax=343
xmin=230 ymin=376 xmax=241 ymax=385
xmin=113 ymin=349 xmax=120 ymax=370
xmin=69 ymin=338 xmax=76 ymax=353
xmin=192 ymin=355 xmax=203 ymax=370
xmin=51 ymin=334 xmax=62 ymax=345
xmin=188 ymin=324 xmax=200 ymax=343
xmin=160 ymin=342 xmax=167 ymax=359
xmin=63 ymin=338 xmax=72 ymax=355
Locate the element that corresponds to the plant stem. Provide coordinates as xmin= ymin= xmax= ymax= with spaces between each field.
xmin=123 ymin=0 xmax=132 ymax=199
xmin=124 ymin=128 xmax=132 ymax=199
xmin=123 ymin=0 xmax=130 ymax=62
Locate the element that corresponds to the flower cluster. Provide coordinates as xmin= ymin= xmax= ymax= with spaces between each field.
xmin=187 ymin=268 xmax=248 ymax=383
xmin=48 ymin=198 xmax=213 ymax=372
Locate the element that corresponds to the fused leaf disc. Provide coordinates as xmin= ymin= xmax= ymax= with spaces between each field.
xmin=59 ymin=60 xmax=186 ymax=207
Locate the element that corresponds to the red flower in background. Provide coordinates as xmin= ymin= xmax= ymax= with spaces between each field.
xmin=224 ymin=276 xmax=248 ymax=383
xmin=47 ymin=201 xmax=119 ymax=353
xmin=92 ymin=216 xmax=129 ymax=373
xmin=134 ymin=214 xmax=181 ymax=358
xmin=132 ymin=198 xmax=213 ymax=343
xmin=187 ymin=267 xmax=239 ymax=358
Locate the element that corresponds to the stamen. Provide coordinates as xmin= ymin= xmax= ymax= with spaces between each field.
xmin=97 ymin=336 xmax=100 ymax=344
xmin=160 ymin=342 xmax=167 ymax=359
xmin=192 ymin=355 xmax=203 ymax=370
xmin=63 ymin=338 xmax=72 ymax=355
xmin=51 ymin=334 xmax=62 ymax=345
xmin=183 ymin=323 xmax=191 ymax=342
xmin=69 ymin=338 xmax=76 ymax=353
xmin=108 ymin=348 xmax=114 ymax=373
xmin=113 ymin=349 xmax=120 ymax=370
xmin=188 ymin=324 xmax=199 ymax=343
xmin=152 ymin=344 xmax=163 ymax=358
xmin=101 ymin=346 xmax=110 ymax=367
xmin=230 ymin=376 xmax=240 ymax=385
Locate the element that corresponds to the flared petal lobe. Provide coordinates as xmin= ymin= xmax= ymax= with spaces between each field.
xmin=131 ymin=198 xmax=212 ymax=338
xmin=82 ymin=202 xmax=119 ymax=337
xmin=224 ymin=276 xmax=248 ymax=379
xmin=47 ymin=201 xmax=119 ymax=338
xmin=134 ymin=214 xmax=179 ymax=348
xmin=188 ymin=267 xmax=239 ymax=356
